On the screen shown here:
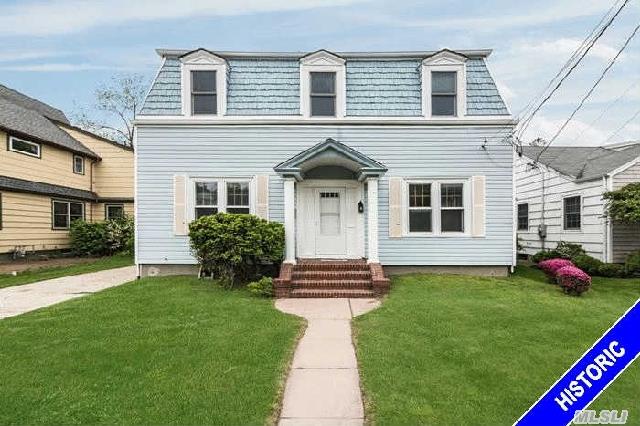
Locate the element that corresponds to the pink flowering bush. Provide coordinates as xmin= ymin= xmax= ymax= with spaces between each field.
xmin=538 ymin=258 xmax=574 ymax=282
xmin=556 ymin=265 xmax=592 ymax=296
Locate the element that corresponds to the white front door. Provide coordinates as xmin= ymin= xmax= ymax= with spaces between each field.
xmin=296 ymin=180 xmax=363 ymax=259
xmin=315 ymin=188 xmax=347 ymax=256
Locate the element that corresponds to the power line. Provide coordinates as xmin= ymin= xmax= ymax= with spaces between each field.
xmin=603 ymin=108 xmax=640 ymax=144
xmin=535 ymin=22 xmax=640 ymax=161
xmin=515 ymin=0 xmax=624 ymax=130
xmin=516 ymin=0 xmax=631 ymax=143
xmin=568 ymin=79 xmax=639 ymax=144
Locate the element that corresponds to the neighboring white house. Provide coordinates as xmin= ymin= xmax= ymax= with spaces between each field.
xmin=516 ymin=143 xmax=640 ymax=262
xmin=134 ymin=47 xmax=516 ymax=289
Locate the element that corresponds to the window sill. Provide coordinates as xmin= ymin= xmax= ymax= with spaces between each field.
xmin=401 ymin=232 xmax=470 ymax=238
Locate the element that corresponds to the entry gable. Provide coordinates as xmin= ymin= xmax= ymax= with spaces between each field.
xmin=273 ymin=138 xmax=387 ymax=181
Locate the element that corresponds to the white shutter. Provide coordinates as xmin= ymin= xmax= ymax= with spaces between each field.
xmin=388 ymin=177 xmax=403 ymax=238
xmin=471 ymin=175 xmax=486 ymax=237
xmin=173 ymin=175 xmax=188 ymax=236
xmin=255 ymin=174 xmax=270 ymax=220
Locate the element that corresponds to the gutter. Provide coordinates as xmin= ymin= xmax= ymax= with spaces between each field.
xmin=134 ymin=117 xmax=516 ymax=126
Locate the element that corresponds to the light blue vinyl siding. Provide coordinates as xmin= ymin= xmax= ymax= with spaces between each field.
xmin=227 ymin=59 xmax=300 ymax=115
xmin=136 ymin=125 xmax=513 ymax=265
xmin=140 ymin=56 xmax=509 ymax=117
xmin=346 ymin=60 xmax=422 ymax=116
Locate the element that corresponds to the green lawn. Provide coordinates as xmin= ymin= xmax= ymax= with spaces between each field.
xmin=354 ymin=267 xmax=640 ymax=425
xmin=0 ymin=254 xmax=134 ymax=289
xmin=0 ymin=276 xmax=303 ymax=425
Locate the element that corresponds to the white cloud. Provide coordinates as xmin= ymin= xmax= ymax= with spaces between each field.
xmin=521 ymin=116 xmax=608 ymax=146
xmin=0 ymin=0 xmax=366 ymax=36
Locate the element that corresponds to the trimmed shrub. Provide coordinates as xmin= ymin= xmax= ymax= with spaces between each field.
xmin=598 ymin=263 xmax=627 ymax=278
xmin=531 ymin=249 xmax=561 ymax=264
xmin=188 ymin=213 xmax=285 ymax=288
xmin=625 ymin=251 xmax=640 ymax=276
xmin=538 ymin=258 xmax=574 ymax=282
xmin=555 ymin=242 xmax=586 ymax=260
xmin=556 ymin=266 xmax=592 ymax=296
xmin=247 ymin=277 xmax=274 ymax=297
xmin=572 ymin=254 xmax=604 ymax=276
xmin=69 ymin=217 xmax=134 ymax=256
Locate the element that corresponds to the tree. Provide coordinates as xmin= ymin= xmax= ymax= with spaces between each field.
xmin=74 ymin=74 xmax=147 ymax=147
xmin=603 ymin=182 xmax=640 ymax=224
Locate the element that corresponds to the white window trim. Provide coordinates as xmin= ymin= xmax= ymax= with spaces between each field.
xmin=300 ymin=51 xmax=346 ymax=119
xmin=73 ymin=154 xmax=84 ymax=174
xmin=52 ymin=199 xmax=85 ymax=230
xmin=422 ymin=51 xmax=467 ymax=119
xmin=402 ymin=178 xmax=471 ymax=237
xmin=517 ymin=202 xmax=529 ymax=231
xmin=187 ymin=177 xmax=255 ymax=222
xmin=8 ymin=136 xmax=41 ymax=158
xmin=180 ymin=50 xmax=227 ymax=117
xmin=562 ymin=194 xmax=582 ymax=231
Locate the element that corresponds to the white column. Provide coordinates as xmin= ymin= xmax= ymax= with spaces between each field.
xmin=367 ymin=177 xmax=379 ymax=263
xmin=283 ymin=178 xmax=296 ymax=264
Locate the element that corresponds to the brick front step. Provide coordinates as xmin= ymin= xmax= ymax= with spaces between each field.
xmin=291 ymin=279 xmax=372 ymax=289
xmin=275 ymin=260 xmax=390 ymax=298
xmin=292 ymin=270 xmax=372 ymax=280
xmin=289 ymin=288 xmax=376 ymax=298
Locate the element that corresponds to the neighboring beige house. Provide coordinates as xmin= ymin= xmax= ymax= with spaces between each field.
xmin=0 ymin=84 xmax=134 ymax=256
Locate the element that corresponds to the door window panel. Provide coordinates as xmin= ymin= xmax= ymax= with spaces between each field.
xmin=319 ymin=192 xmax=340 ymax=235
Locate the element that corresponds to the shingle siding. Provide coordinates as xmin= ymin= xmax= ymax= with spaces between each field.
xmin=466 ymin=58 xmax=509 ymax=116
xmin=139 ymin=58 xmax=182 ymax=115
xmin=140 ymin=55 xmax=509 ymax=117
xmin=346 ymin=60 xmax=422 ymax=116
xmin=227 ymin=59 xmax=300 ymax=115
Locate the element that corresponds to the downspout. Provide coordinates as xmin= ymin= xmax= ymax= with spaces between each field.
xmin=90 ymin=158 xmax=97 ymax=222
xmin=539 ymin=167 xmax=546 ymax=250
xmin=603 ymin=174 xmax=613 ymax=263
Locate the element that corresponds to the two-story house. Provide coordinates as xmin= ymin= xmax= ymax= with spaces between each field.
xmin=135 ymin=48 xmax=515 ymax=295
xmin=0 ymin=84 xmax=134 ymax=256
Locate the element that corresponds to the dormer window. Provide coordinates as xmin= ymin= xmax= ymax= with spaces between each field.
xmin=180 ymin=49 xmax=227 ymax=117
xmin=422 ymin=50 xmax=467 ymax=118
xmin=300 ymin=50 xmax=345 ymax=118
xmin=431 ymin=71 xmax=457 ymax=116
xmin=310 ymin=72 xmax=336 ymax=117
xmin=191 ymin=70 xmax=217 ymax=115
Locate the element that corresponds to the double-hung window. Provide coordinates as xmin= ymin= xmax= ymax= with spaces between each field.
xmin=8 ymin=136 xmax=40 ymax=158
xmin=73 ymin=154 xmax=84 ymax=174
xmin=194 ymin=179 xmax=251 ymax=218
xmin=431 ymin=71 xmax=457 ymax=116
xmin=440 ymin=183 xmax=464 ymax=233
xmin=517 ymin=203 xmax=529 ymax=231
xmin=406 ymin=180 xmax=467 ymax=235
xmin=310 ymin=72 xmax=336 ymax=117
xmin=191 ymin=70 xmax=217 ymax=115
xmin=408 ymin=183 xmax=432 ymax=233
xmin=105 ymin=204 xmax=125 ymax=220
xmin=563 ymin=196 xmax=581 ymax=230
xmin=52 ymin=200 xmax=84 ymax=229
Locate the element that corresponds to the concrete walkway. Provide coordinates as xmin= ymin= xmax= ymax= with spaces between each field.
xmin=0 ymin=266 xmax=136 ymax=319
xmin=275 ymin=298 xmax=380 ymax=426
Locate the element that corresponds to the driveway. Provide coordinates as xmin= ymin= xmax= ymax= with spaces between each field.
xmin=0 ymin=266 xmax=136 ymax=319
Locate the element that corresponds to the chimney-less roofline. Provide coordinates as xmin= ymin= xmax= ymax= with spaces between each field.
xmin=155 ymin=48 xmax=493 ymax=59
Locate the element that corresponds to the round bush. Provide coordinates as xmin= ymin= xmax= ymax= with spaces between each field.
xmin=188 ymin=213 xmax=285 ymax=288
xmin=69 ymin=216 xmax=134 ymax=256
xmin=538 ymin=258 xmax=574 ymax=282
xmin=598 ymin=263 xmax=627 ymax=278
xmin=556 ymin=266 xmax=591 ymax=296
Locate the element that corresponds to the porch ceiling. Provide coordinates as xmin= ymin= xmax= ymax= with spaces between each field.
xmin=273 ymin=138 xmax=387 ymax=181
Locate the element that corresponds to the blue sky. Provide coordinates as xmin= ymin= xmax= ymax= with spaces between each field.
xmin=0 ymin=0 xmax=638 ymax=145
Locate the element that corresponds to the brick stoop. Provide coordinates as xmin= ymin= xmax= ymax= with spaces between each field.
xmin=274 ymin=259 xmax=390 ymax=298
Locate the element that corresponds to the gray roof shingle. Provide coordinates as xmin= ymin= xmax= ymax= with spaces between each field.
xmin=521 ymin=144 xmax=640 ymax=182
xmin=0 ymin=96 xmax=98 ymax=158
xmin=0 ymin=175 xmax=97 ymax=201
xmin=0 ymin=84 xmax=69 ymax=124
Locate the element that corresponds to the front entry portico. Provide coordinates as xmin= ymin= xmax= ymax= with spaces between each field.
xmin=274 ymin=138 xmax=387 ymax=264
